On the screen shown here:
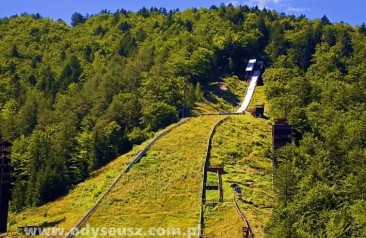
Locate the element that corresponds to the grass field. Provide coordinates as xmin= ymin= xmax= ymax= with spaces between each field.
xmin=203 ymin=115 xmax=274 ymax=238
xmin=77 ymin=116 xmax=224 ymax=237
xmin=6 ymin=121 xmax=191 ymax=236
xmin=194 ymin=76 xmax=248 ymax=114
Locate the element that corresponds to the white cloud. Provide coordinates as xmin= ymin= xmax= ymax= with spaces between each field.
xmin=244 ymin=0 xmax=284 ymax=9
xmin=243 ymin=0 xmax=310 ymax=15
xmin=286 ymin=6 xmax=309 ymax=13
xmin=226 ymin=1 xmax=240 ymax=6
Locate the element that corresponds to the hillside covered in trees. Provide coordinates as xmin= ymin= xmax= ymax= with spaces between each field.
xmin=1 ymin=4 xmax=366 ymax=237
xmin=264 ymin=17 xmax=366 ymax=238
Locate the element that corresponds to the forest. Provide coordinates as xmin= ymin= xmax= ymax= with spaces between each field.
xmin=1 ymin=4 xmax=366 ymax=237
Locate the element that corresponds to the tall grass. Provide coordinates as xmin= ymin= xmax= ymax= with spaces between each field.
xmin=77 ymin=116 xmax=224 ymax=235
xmin=7 ymin=122 xmax=188 ymax=236
xmin=204 ymin=116 xmax=274 ymax=237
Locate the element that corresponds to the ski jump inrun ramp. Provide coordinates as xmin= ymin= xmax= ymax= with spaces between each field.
xmin=236 ymin=70 xmax=261 ymax=113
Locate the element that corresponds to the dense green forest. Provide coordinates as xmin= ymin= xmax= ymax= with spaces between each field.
xmin=1 ymin=4 xmax=366 ymax=237
xmin=265 ymin=13 xmax=366 ymax=237
xmin=264 ymin=15 xmax=366 ymax=238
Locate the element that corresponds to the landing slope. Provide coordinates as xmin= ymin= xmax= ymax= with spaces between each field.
xmin=79 ymin=116 xmax=224 ymax=233
xmin=204 ymin=116 xmax=274 ymax=237
xmin=7 ymin=122 xmax=188 ymax=235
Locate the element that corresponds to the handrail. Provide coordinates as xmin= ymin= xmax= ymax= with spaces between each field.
xmin=65 ymin=118 xmax=190 ymax=238
xmin=233 ymin=196 xmax=254 ymax=238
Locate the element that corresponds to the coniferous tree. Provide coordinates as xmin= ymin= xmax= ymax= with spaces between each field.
xmin=71 ymin=12 xmax=86 ymax=27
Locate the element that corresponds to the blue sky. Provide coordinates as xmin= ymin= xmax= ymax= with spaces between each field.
xmin=0 ymin=0 xmax=365 ymax=26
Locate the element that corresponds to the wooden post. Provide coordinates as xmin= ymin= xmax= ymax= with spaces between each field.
xmin=0 ymin=140 xmax=12 ymax=233
xmin=217 ymin=170 xmax=223 ymax=203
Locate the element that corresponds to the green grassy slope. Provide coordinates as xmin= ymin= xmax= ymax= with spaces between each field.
xmin=79 ymin=116 xmax=223 ymax=235
xmin=204 ymin=116 xmax=274 ymax=237
xmin=6 ymin=122 xmax=189 ymax=235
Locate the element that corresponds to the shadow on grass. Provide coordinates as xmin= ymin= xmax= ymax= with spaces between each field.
xmin=204 ymin=82 xmax=240 ymax=106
